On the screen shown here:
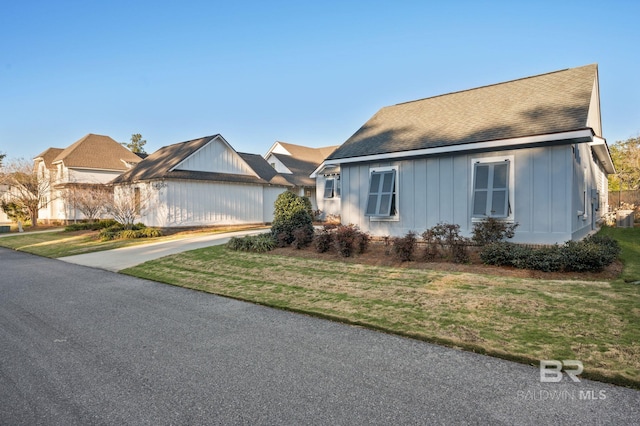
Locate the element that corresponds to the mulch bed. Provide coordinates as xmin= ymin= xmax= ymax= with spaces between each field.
xmin=267 ymin=241 xmax=622 ymax=281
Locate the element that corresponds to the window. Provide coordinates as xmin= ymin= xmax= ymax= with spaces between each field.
xmin=472 ymin=159 xmax=510 ymax=219
xmin=323 ymin=176 xmax=340 ymax=199
xmin=324 ymin=178 xmax=335 ymax=199
xmin=134 ymin=187 xmax=141 ymax=214
xmin=365 ymin=168 xmax=397 ymax=217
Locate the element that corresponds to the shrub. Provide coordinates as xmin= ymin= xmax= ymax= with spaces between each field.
xmin=524 ymin=245 xmax=563 ymax=272
xmin=226 ymin=234 xmax=276 ymax=252
xmin=292 ymin=226 xmax=314 ymax=249
xmin=562 ymin=235 xmax=620 ymax=272
xmin=271 ymin=192 xmax=314 ymax=246
xmin=140 ymin=227 xmax=163 ymax=238
xmin=472 ymin=217 xmax=518 ymax=246
xmin=96 ymin=223 xmax=161 ymax=241
xmin=479 ymin=242 xmax=514 ymax=266
xmin=392 ymin=231 xmax=418 ymax=262
xmin=334 ymin=224 xmax=369 ymax=257
xmin=421 ymin=223 xmax=470 ymax=263
xmin=480 ymin=235 xmax=620 ymax=272
xmin=313 ymin=227 xmax=334 ymax=253
xmin=65 ymin=219 xmax=119 ymax=232
xmin=120 ymin=229 xmax=140 ymax=239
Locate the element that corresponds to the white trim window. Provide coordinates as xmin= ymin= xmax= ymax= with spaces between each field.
xmin=365 ymin=166 xmax=397 ymax=217
xmin=471 ymin=156 xmax=513 ymax=220
xmin=323 ymin=177 xmax=340 ymax=199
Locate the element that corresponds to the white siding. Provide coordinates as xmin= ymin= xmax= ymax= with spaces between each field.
xmin=315 ymin=175 xmax=341 ymax=218
xmin=176 ymin=138 xmax=255 ymax=175
xmin=67 ymin=168 xmax=123 ymax=184
xmin=140 ymin=180 xmax=269 ymax=227
xmin=264 ymin=154 xmax=292 ymax=174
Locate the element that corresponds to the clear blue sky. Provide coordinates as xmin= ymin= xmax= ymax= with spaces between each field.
xmin=1 ymin=0 xmax=639 ymax=160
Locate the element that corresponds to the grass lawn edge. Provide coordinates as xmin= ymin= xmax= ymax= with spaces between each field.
xmin=120 ymin=266 xmax=640 ymax=390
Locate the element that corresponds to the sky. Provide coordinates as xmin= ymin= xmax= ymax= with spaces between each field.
xmin=1 ymin=0 xmax=639 ymax=161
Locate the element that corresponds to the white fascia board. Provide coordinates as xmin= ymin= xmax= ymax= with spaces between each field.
xmin=328 ymin=129 xmax=595 ymax=166
xmin=589 ymin=136 xmax=616 ymax=174
xmin=310 ymin=161 xmax=342 ymax=178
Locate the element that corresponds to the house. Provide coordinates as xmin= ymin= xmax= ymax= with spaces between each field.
xmin=264 ymin=141 xmax=338 ymax=211
xmin=312 ymin=64 xmax=615 ymax=244
xmin=111 ymin=134 xmax=292 ymax=227
xmin=35 ymin=134 xmax=142 ymax=223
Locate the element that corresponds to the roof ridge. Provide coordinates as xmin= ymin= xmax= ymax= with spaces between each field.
xmin=393 ymin=64 xmax=597 ymax=108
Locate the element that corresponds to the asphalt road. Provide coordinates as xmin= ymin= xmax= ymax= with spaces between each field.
xmin=1 ymin=248 xmax=639 ymax=425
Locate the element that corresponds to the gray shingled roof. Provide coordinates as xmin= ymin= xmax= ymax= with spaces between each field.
xmin=267 ymin=142 xmax=338 ymax=186
xmin=112 ymin=135 xmax=291 ymax=187
xmin=238 ymin=152 xmax=292 ymax=186
xmin=328 ymin=64 xmax=598 ymax=160
xmin=112 ymin=136 xmax=213 ymax=184
xmin=52 ymin=134 xmax=142 ymax=170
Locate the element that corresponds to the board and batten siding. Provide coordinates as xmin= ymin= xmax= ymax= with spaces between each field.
xmin=340 ymin=144 xmax=580 ymax=244
xmin=177 ymin=138 xmax=255 ymax=175
xmin=145 ymin=180 xmax=266 ymax=227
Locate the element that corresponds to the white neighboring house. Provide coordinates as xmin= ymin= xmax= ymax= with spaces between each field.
xmin=312 ymin=64 xmax=615 ymax=244
xmin=35 ymin=134 xmax=142 ymax=223
xmin=264 ymin=141 xmax=337 ymax=212
xmin=111 ymin=134 xmax=292 ymax=227
xmin=0 ymin=182 xmax=11 ymax=224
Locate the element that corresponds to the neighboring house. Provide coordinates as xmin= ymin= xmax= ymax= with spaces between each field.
xmin=111 ymin=134 xmax=292 ymax=227
xmin=312 ymin=64 xmax=615 ymax=244
xmin=0 ymin=182 xmax=11 ymax=223
xmin=264 ymin=141 xmax=338 ymax=211
xmin=35 ymin=134 xmax=142 ymax=223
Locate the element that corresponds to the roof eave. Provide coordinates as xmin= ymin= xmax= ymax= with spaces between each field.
xmin=589 ymin=136 xmax=616 ymax=174
xmin=326 ymin=129 xmax=595 ymax=166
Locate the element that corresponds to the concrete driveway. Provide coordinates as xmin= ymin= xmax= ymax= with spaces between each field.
xmin=59 ymin=228 xmax=269 ymax=271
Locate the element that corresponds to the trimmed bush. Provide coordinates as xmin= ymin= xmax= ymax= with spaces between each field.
xmin=226 ymin=234 xmax=276 ymax=252
xmin=65 ymin=219 xmax=119 ymax=232
xmin=562 ymin=235 xmax=620 ymax=272
xmin=392 ymin=231 xmax=418 ymax=262
xmin=313 ymin=227 xmax=334 ymax=253
xmin=271 ymin=192 xmax=314 ymax=246
xmin=472 ymin=217 xmax=518 ymax=246
xmin=292 ymin=226 xmax=314 ymax=249
xmin=334 ymin=224 xmax=370 ymax=257
xmin=480 ymin=235 xmax=620 ymax=272
xmin=421 ymin=223 xmax=470 ymax=263
xmin=96 ymin=223 xmax=162 ymax=241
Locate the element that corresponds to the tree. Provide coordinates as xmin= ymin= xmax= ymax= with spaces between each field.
xmin=0 ymin=158 xmax=51 ymax=227
xmin=122 ymin=133 xmax=147 ymax=154
xmin=105 ymin=184 xmax=149 ymax=228
xmin=62 ymin=184 xmax=112 ymax=222
xmin=0 ymin=153 xmax=5 ymax=167
xmin=608 ymin=136 xmax=640 ymax=192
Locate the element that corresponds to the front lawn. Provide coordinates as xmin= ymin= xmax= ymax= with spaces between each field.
xmin=0 ymin=225 xmax=268 ymax=258
xmin=122 ymin=242 xmax=640 ymax=388
xmin=599 ymin=226 xmax=640 ymax=283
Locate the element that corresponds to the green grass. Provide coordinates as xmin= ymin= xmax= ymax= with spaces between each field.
xmin=0 ymin=225 xmax=268 ymax=258
xmin=599 ymin=226 xmax=640 ymax=283
xmin=122 ymin=240 xmax=640 ymax=388
xmin=0 ymin=231 xmax=149 ymax=257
